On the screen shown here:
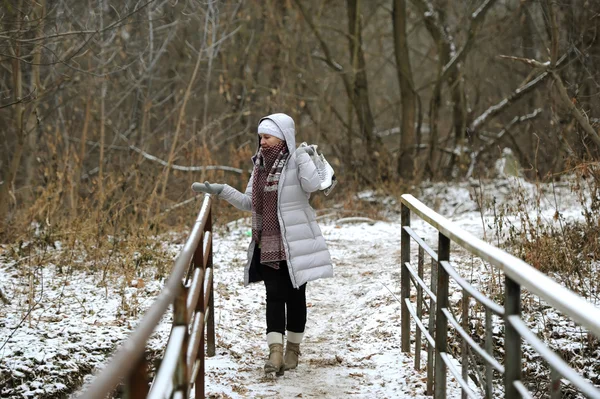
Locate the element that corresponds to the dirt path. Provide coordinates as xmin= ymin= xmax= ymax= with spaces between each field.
xmin=206 ymin=220 xmax=462 ymax=398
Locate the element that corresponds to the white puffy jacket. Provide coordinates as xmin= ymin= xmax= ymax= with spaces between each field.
xmin=219 ymin=113 xmax=333 ymax=288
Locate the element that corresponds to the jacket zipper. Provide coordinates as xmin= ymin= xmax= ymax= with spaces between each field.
xmin=277 ymin=159 xmax=299 ymax=289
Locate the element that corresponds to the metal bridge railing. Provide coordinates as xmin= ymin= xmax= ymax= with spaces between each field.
xmin=400 ymin=193 xmax=600 ymax=399
xmin=76 ymin=194 xmax=216 ymax=399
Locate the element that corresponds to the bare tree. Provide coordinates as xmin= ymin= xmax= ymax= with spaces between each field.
xmin=1 ymin=0 xmax=600 ymax=239
xmin=0 ymin=0 xmax=27 ymax=229
xmin=392 ymin=0 xmax=417 ymax=180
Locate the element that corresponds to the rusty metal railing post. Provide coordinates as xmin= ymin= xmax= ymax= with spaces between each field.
xmin=427 ymin=257 xmax=437 ymax=395
xmin=461 ymin=289 xmax=469 ymax=399
xmin=550 ymin=367 xmax=561 ymax=398
xmin=504 ymin=276 xmax=521 ymax=398
xmin=400 ymin=203 xmax=411 ymax=352
xmin=206 ymin=206 xmax=216 ymax=357
xmin=195 ymin=236 xmax=206 ymax=399
xmin=399 ymin=193 xmax=600 ymax=399
xmin=124 ymin=354 xmax=149 ymax=399
xmin=415 ymin=244 xmax=424 ymax=370
xmin=197 ymin=321 xmax=205 ymax=399
xmin=485 ymin=307 xmax=493 ymax=398
xmin=434 ymin=233 xmax=450 ymax=399
xmin=188 ymin=201 xmax=207 ymax=399
xmin=174 ymin=282 xmax=189 ymax=396
xmin=77 ymin=194 xmax=215 ymax=399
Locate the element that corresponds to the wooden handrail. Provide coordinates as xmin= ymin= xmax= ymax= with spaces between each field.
xmin=76 ymin=194 xmax=216 ymax=399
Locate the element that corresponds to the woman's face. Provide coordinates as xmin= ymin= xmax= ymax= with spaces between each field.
xmin=259 ymin=134 xmax=283 ymax=148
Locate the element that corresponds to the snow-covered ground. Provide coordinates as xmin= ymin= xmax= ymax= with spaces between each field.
xmin=204 ymin=217 xmax=464 ymax=398
xmin=0 ymin=244 xmax=179 ymax=398
xmin=0 ymin=177 xmax=597 ymax=398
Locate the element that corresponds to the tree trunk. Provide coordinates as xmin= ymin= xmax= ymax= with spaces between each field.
xmin=444 ymin=70 xmax=467 ymax=178
xmin=202 ymin=0 xmax=218 ymax=139
xmin=23 ymin=0 xmax=46 ymax=199
xmin=72 ymin=78 xmax=92 ymax=213
xmin=98 ymin=0 xmax=107 ymax=210
xmin=0 ymin=0 xmax=25 ymax=231
xmin=426 ymin=55 xmax=449 ymax=179
xmin=392 ymin=0 xmax=417 ymax=180
xmin=521 ymin=2 xmax=539 ymax=170
xmin=545 ymin=0 xmax=600 ymax=151
xmin=346 ymin=0 xmax=378 ymax=161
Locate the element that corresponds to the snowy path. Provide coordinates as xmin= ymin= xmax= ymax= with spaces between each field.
xmin=206 ymin=219 xmax=463 ymax=398
xmin=0 ymin=179 xmax=592 ymax=398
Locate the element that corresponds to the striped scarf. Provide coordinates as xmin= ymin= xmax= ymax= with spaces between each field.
xmin=252 ymin=142 xmax=289 ymax=269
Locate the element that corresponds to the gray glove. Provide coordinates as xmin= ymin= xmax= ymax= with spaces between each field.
xmin=191 ymin=181 xmax=224 ymax=195
xmin=295 ymin=145 xmax=315 ymax=157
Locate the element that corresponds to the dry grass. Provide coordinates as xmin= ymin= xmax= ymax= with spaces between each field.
xmin=2 ymin=139 xmax=397 ymax=311
xmin=489 ymin=160 xmax=600 ymax=296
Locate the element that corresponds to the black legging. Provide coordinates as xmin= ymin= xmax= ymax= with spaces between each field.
xmin=252 ymin=245 xmax=307 ymax=335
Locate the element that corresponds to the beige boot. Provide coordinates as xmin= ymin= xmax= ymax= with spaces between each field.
xmin=284 ymin=331 xmax=303 ymax=370
xmin=264 ymin=332 xmax=285 ymax=376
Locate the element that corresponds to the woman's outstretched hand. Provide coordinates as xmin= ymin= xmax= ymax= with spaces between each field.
xmin=191 ymin=181 xmax=224 ymax=195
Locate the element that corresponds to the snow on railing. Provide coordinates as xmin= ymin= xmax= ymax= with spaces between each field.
xmin=75 ymin=194 xmax=216 ymax=399
xmin=400 ymin=193 xmax=600 ymax=399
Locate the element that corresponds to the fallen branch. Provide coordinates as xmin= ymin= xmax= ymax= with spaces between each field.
xmin=469 ymin=71 xmax=549 ymax=133
xmin=497 ymin=55 xmax=549 ymax=69
xmin=470 ymin=52 xmax=568 ymax=133
xmin=81 ymin=146 xmax=243 ymax=179
xmin=128 ymin=145 xmax=243 ymax=174
xmin=495 ymin=18 xmax=598 ymax=148
xmin=162 ymin=194 xmax=210 ymax=214
xmin=336 ymin=217 xmax=378 ymax=225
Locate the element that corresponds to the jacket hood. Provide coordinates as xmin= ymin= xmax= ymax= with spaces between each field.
xmin=257 ymin=113 xmax=296 ymax=153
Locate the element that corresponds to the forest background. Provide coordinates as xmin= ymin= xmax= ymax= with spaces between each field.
xmin=2 ymin=1 xmax=600 ymax=396
xmin=1 ymin=0 xmax=599 ymax=249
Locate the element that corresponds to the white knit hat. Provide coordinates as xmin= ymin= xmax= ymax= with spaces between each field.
xmin=257 ymin=119 xmax=285 ymax=141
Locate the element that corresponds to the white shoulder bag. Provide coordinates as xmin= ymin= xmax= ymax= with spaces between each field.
xmin=299 ymin=142 xmax=337 ymax=196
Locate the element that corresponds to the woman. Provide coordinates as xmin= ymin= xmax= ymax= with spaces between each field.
xmin=191 ymin=112 xmax=333 ymax=376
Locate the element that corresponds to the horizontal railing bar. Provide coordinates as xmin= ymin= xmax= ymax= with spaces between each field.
xmin=190 ymin=359 xmax=200 ymax=387
xmin=439 ymin=352 xmax=479 ymax=399
xmin=402 ymin=194 xmax=600 ymax=336
xmin=148 ymin=326 xmax=187 ymax=399
xmin=440 ymin=260 xmax=504 ymax=316
xmin=408 ymin=274 xmax=433 ymax=313
xmin=187 ymin=311 xmax=205 ymax=380
xmin=408 ymin=274 xmax=435 ymax=313
xmin=204 ymin=268 xmax=214 ymax=313
xmin=508 ymin=315 xmax=600 ymax=399
xmin=441 ymin=308 xmax=504 ymax=373
xmin=191 ymin=306 xmax=212 ymax=385
xmin=405 ymin=262 xmax=437 ymax=302
xmin=513 ymin=381 xmax=534 ymax=399
xmin=204 ymin=304 xmax=211 ymax=326
xmin=203 ymin=231 xmax=212 ymax=269
xmin=78 ymin=196 xmax=212 ymax=399
xmin=404 ymin=298 xmax=435 ymax=348
xmin=403 ymin=226 xmax=438 ymax=262
xmin=189 ymin=307 xmax=211 ymax=385
xmin=186 ymin=267 xmax=204 ymax=322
